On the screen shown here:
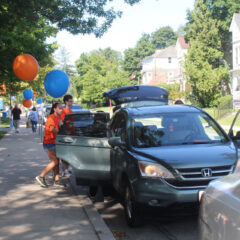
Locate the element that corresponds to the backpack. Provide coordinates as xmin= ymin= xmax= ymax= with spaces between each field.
xmin=28 ymin=112 xmax=36 ymax=121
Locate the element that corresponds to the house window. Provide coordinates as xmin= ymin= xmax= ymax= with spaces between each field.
xmin=168 ymin=57 xmax=172 ymax=63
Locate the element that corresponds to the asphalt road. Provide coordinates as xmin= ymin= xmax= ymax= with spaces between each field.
xmin=71 ymin=180 xmax=198 ymax=240
xmin=93 ymin=194 xmax=198 ymax=240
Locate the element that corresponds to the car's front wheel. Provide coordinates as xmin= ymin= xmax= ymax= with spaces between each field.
xmin=124 ymin=184 xmax=143 ymax=227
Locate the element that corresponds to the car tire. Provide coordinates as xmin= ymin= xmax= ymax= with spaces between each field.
xmin=124 ymin=183 xmax=144 ymax=227
xmin=89 ymin=186 xmax=98 ymax=197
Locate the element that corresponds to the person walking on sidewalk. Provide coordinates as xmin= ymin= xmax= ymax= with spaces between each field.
xmin=60 ymin=94 xmax=73 ymax=177
xmin=36 ymin=102 xmax=65 ymax=188
xmin=28 ymin=107 xmax=38 ymax=132
xmin=7 ymin=105 xmax=14 ymax=129
xmin=12 ymin=104 xmax=22 ymax=133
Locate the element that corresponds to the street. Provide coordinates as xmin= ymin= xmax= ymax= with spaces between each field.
xmin=93 ymin=195 xmax=198 ymax=240
xmin=71 ymin=180 xmax=198 ymax=240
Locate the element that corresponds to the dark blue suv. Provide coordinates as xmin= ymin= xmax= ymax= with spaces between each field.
xmin=56 ymin=85 xmax=238 ymax=227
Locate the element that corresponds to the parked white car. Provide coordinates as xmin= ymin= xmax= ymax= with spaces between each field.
xmin=198 ymin=172 xmax=240 ymax=240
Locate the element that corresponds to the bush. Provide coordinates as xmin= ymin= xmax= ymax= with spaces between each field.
xmin=218 ymin=95 xmax=232 ymax=109
xmin=204 ymin=95 xmax=233 ymax=120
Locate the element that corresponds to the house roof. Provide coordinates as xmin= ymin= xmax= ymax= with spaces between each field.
xmin=177 ymin=37 xmax=189 ymax=49
xmin=143 ymin=45 xmax=177 ymax=62
xmin=230 ymin=13 xmax=240 ymax=32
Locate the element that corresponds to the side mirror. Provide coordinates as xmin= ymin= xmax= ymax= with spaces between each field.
xmin=108 ymin=137 xmax=125 ymax=147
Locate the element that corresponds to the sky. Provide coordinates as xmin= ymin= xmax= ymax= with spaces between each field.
xmin=52 ymin=0 xmax=195 ymax=64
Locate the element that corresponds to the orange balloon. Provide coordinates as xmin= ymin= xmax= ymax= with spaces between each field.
xmin=33 ymin=92 xmax=37 ymax=98
xmin=13 ymin=54 xmax=39 ymax=81
xmin=22 ymin=99 xmax=32 ymax=108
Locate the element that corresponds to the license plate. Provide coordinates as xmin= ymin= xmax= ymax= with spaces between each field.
xmin=199 ymin=190 xmax=205 ymax=201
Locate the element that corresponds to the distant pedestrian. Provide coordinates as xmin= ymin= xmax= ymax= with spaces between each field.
xmin=36 ymin=102 xmax=65 ymax=188
xmin=174 ymin=99 xmax=184 ymax=105
xmin=28 ymin=107 xmax=38 ymax=132
xmin=12 ymin=104 xmax=22 ymax=133
xmin=7 ymin=106 xmax=14 ymax=128
xmin=60 ymin=94 xmax=73 ymax=177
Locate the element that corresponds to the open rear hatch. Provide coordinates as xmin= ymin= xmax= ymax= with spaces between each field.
xmin=103 ymin=85 xmax=168 ymax=108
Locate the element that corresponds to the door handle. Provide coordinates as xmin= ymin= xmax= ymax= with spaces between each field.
xmin=59 ymin=138 xmax=74 ymax=143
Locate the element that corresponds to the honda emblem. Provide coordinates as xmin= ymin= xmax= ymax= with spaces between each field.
xmin=201 ymin=168 xmax=212 ymax=177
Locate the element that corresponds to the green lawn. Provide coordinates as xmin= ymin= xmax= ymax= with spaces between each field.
xmin=217 ymin=113 xmax=236 ymax=126
xmin=0 ymin=131 xmax=7 ymax=140
xmin=0 ymin=118 xmax=10 ymax=128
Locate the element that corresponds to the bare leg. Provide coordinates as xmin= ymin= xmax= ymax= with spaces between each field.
xmin=40 ymin=148 xmax=60 ymax=181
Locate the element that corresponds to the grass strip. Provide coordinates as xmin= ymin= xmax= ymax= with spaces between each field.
xmin=0 ymin=131 xmax=7 ymax=140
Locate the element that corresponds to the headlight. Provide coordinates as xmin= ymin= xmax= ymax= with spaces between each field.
xmin=138 ymin=161 xmax=175 ymax=179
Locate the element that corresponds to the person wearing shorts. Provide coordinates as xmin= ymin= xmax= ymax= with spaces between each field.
xmin=35 ymin=102 xmax=64 ymax=188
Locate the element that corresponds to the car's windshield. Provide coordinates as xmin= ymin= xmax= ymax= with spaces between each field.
xmin=131 ymin=112 xmax=228 ymax=148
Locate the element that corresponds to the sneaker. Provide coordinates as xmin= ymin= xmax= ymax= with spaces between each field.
xmin=36 ymin=176 xmax=48 ymax=188
xmin=53 ymin=180 xmax=66 ymax=187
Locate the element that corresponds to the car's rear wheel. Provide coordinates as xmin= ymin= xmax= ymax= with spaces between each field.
xmin=124 ymin=184 xmax=144 ymax=227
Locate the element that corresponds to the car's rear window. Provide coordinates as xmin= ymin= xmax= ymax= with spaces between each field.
xmin=59 ymin=113 xmax=110 ymax=138
xmin=131 ymin=112 xmax=228 ymax=147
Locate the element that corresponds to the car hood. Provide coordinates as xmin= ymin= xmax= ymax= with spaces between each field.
xmin=103 ymin=85 xmax=168 ymax=106
xmin=129 ymin=142 xmax=237 ymax=169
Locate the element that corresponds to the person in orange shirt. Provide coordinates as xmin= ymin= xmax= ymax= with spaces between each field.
xmin=36 ymin=102 xmax=64 ymax=187
xmin=60 ymin=95 xmax=73 ymax=177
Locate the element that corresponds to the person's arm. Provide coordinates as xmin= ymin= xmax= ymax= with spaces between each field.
xmin=49 ymin=125 xmax=59 ymax=133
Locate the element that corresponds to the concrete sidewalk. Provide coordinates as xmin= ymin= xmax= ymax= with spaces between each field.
xmin=0 ymin=119 xmax=115 ymax=240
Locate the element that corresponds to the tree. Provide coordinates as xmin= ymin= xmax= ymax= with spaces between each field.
xmin=123 ymin=33 xmax=154 ymax=80
xmin=185 ymin=0 xmax=240 ymax=67
xmin=0 ymin=0 xmax=142 ymax=97
xmin=151 ymin=26 xmax=177 ymax=49
xmin=75 ymin=49 xmax=131 ymax=107
xmin=184 ymin=0 xmax=230 ymax=108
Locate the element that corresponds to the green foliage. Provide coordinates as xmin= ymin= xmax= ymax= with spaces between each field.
xmin=0 ymin=118 xmax=10 ymax=128
xmin=186 ymin=0 xmax=240 ymax=68
xmin=151 ymin=26 xmax=177 ymax=49
xmin=0 ymin=0 xmax=142 ymax=97
xmin=218 ymin=95 xmax=233 ymax=109
xmin=123 ymin=26 xmax=177 ymax=79
xmin=75 ymin=49 xmax=132 ymax=107
xmin=0 ymin=131 xmax=7 ymax=140
xmin=157 ymin=83 xmax=184 ymax=102
xmin=184 ymin=0 xmax=230 ymax=108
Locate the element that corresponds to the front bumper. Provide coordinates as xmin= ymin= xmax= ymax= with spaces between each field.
xmin=132 ymin=177 xmax=202 ymax=207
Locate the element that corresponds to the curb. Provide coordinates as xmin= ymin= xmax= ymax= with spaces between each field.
xmin=68 ymin=177 xmax=115 ymax=240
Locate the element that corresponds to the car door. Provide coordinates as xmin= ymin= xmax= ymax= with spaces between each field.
xmin=56 ymin=112 xmax=111 ymax=182
xmin=110 ymin=112 xmax=130 ymax=192
xmin=229 ymin=110 xmax=240 ymax=147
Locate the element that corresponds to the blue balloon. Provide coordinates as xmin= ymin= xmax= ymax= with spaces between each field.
xmin=37 ymin=98 xmax=43 ymax=104
xmin=44 ymin=70 xmax=70 ymax=98
xmin=23 ymin=89 xmax=33 ymax=100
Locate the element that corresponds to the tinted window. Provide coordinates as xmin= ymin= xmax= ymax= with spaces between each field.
xmin=132 ymin=112 xmax=227 ymax=147
xmin=111 ymin=113 xmax=127 ymax=142
xmin=59 ymin=113 xmax=110 ymax=138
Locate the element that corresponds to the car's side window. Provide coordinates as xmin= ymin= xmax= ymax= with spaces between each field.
xmin=111 ymin=114 xmax=127 ymax=141
xmin=59 ymin=113 xmax=110 ymax=138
